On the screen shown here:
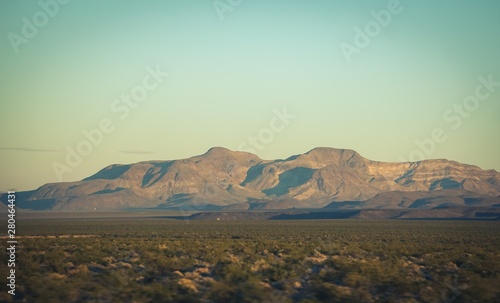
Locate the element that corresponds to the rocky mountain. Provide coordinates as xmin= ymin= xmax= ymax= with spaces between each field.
xmin=4 ymin=147 xmax=500 ymax=211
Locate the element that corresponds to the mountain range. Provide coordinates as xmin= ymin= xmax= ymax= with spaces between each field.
xmin=4 ymin=147 xmax=500 ymax=215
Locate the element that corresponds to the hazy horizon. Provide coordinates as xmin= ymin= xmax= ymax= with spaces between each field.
xmin=1 ymin=0 xmax=500 ymax=191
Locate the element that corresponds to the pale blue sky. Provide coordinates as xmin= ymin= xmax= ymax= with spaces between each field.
xmin=1 ymin=0 xmax=499 ymax=191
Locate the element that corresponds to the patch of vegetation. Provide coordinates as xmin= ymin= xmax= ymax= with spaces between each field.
xmin=1 ymin=220 xmax=499 ymax=302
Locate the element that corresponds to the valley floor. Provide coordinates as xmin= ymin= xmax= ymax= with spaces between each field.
xmin=1 ymin=219 xmax=499 ymax=302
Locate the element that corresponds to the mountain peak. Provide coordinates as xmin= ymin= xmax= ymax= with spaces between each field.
xmin=295 ymin=147 xmax=365 ymax=167
xmin=306 ymin=147 xmax=358 ymax=156
xmin=200 ymin=147 xmax=261 ymax=163
xmin=204 ymin=147 xmax=233 ymax=155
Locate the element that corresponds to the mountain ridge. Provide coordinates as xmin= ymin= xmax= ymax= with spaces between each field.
xmin=3 ymin=147 xmax=500 ymax=211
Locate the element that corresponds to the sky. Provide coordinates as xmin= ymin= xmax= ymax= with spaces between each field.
xmin=1 ymin=0 xmax=499 ymax=192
